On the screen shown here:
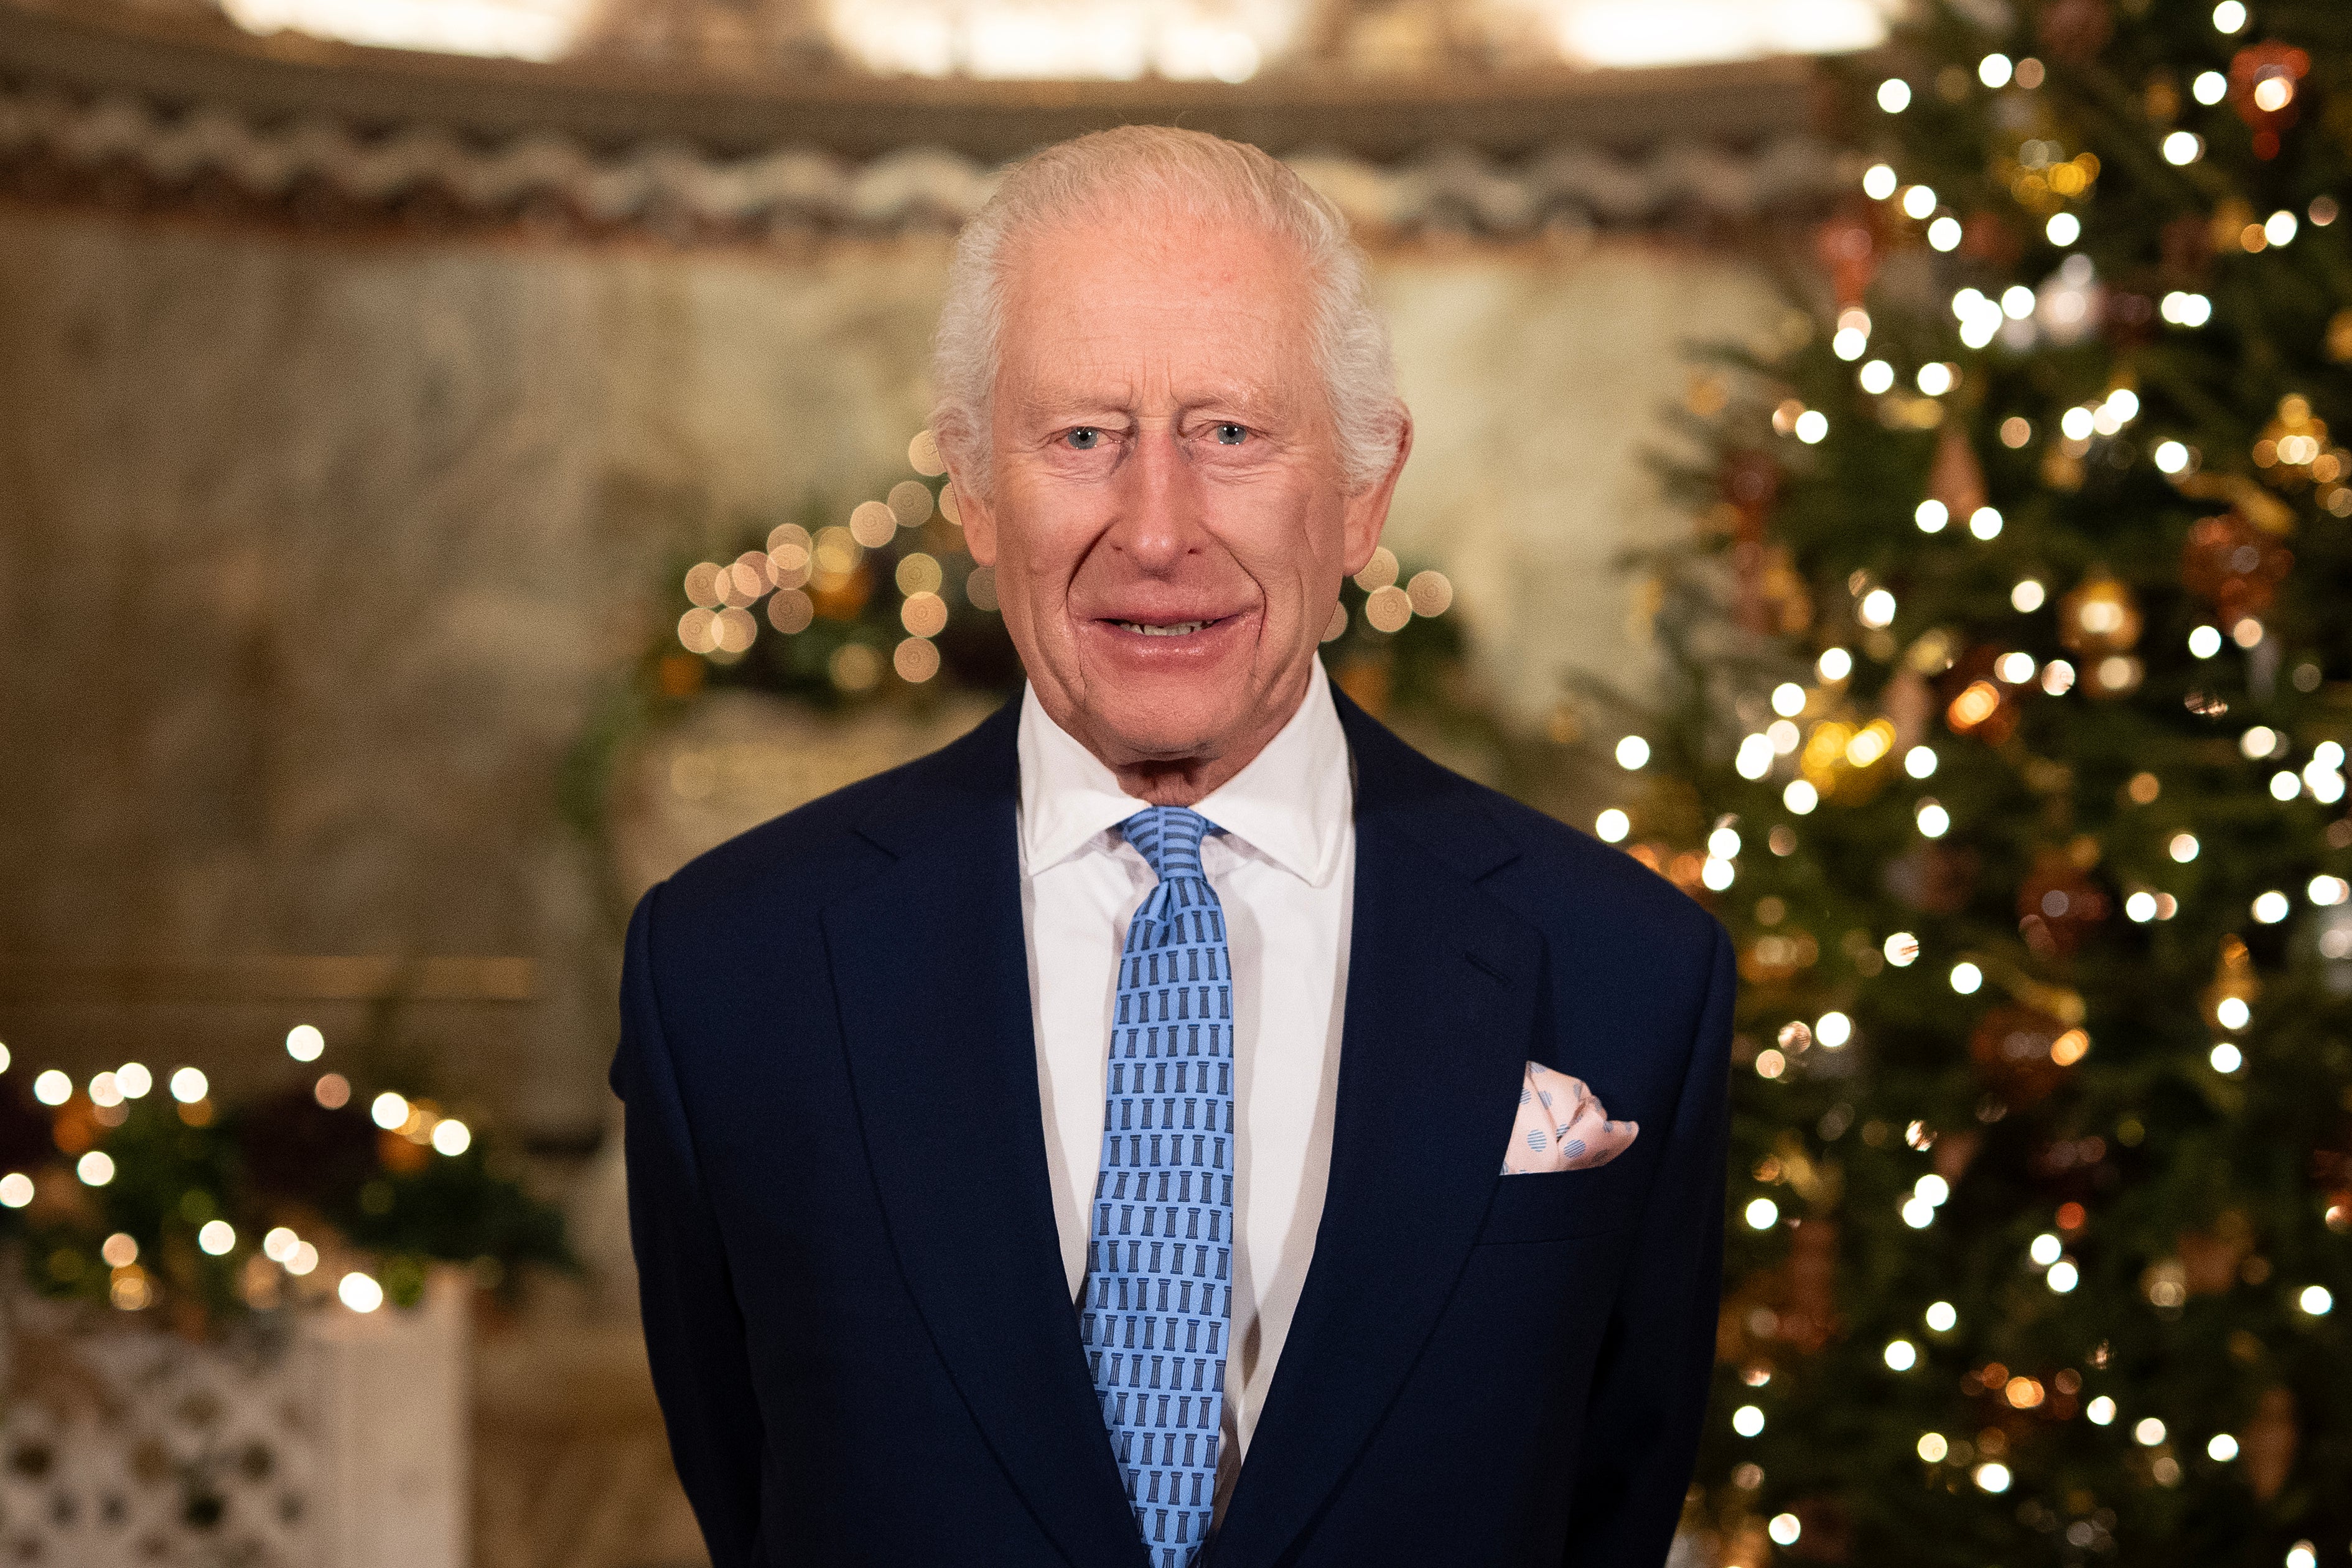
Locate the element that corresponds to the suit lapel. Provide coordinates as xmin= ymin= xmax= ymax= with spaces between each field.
xmin=822 ymin=705 xmax=1147 ymax=1568
xmin=1208 ymin=699 xmax=1542 ymax=1568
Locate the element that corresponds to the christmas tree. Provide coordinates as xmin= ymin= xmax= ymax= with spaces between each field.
xmin=1618 ymin=1 xmax=2352 ymax=1562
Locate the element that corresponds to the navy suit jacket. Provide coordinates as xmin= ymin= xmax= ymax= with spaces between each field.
xmin=613 ymin=689 xmax=1733 ymax=1567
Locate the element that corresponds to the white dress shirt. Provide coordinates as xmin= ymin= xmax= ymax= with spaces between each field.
xmin=1016 ymin=657 xmax=1355 ymax=1508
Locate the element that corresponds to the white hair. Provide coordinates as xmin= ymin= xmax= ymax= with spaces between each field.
xmin=930 ymin=125 xmax=1402 ymax=498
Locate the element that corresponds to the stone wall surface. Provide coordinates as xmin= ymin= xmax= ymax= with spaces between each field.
xmin=0 ymin=206 xmax=1776 ymax=1131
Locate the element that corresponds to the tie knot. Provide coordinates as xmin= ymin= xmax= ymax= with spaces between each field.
xmin=1120 ymin=806 xmax=1214 ymax=884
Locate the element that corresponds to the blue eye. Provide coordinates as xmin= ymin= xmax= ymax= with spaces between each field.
xmin=1213 ymin=423 xmax=1247 ymax=446
xmin=1066 ymin=427 xmax=1101 ymax=450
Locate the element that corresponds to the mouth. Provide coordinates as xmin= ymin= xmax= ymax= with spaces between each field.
xmin=1108 ymin=618 xmax=1222 ymax=637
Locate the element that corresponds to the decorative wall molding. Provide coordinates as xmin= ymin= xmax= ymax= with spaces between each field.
xmin=0 ymin=75 xmax=1844 ymax=240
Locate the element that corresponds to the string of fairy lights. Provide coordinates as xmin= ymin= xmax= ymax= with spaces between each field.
xmin=0 ymin=1027 xmax=472 ymax=1317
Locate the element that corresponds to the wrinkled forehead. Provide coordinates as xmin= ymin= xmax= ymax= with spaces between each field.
xmin=991 ymin=203 xmax=1323 ymax=411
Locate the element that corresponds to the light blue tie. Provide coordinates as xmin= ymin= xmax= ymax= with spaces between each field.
xmin=1081 ymin=805 xmax=1233 ymax=1568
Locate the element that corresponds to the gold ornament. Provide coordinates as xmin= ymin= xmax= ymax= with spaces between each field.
xmin=2057 ymin=572 xmax=2143 ymax=656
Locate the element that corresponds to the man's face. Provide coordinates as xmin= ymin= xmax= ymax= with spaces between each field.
xmin=955 ymin=207 xmax=1407 ymax=790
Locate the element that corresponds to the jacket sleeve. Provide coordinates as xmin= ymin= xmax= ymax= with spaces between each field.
xmin=1562 ymin=921 xmax=1734 ymax=1567
xmin=611 ymin=882 xmax=768 ymax=1567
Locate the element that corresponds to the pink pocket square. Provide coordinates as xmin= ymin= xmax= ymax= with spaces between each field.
xmin=1500 ymin=1063 xmax=1638 ymax=1174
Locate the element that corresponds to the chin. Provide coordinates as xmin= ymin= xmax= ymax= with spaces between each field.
xmin=1084 ymin=686 xmax=1257 ymax=765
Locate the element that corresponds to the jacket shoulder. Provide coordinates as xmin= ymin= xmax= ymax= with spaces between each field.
xmin=1471 ymin=781 xmax=1725 ymax=954
xmin=1338 ymin=693 xmax=1722 ymax=960
xmin=647 ymin=698 xmax=1017 ymax=928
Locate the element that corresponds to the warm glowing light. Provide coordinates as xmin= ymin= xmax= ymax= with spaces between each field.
xmin=1816 ymin=1012 xmax=1852 ymax=1048
xmin=1925 ymin=1301 xmax=1956 ymax=1332
xmin=116 ymin=1063 xmax=151 ymax=1098
xmin=1771 ymin=683 xmax=1808 ymax=718
xmin=1949 ymin=961 xmax=1982 ymax=995
xmin=2088 ymin=1395 xmax=2116 ymax=1424
xmin=1732 ymin=1404 xmax=1766 ymax=1437
xmin=1974 ymin=1462 xmax=2010 ymax=1493
xmin=339 ymin=1272 xmax=386 ymax=1313
xmin=1616 ymin=735 xmax=1651 ymax=770
xmin=1768 ymin=1514 xmax=1801 ymax=1547
xmin=287 ymin=1024 xmax=325 ymax=1062
xmin=2135 ymin=1416 xmax=2167 ymax=1445
xmin=0 ymin=1174 xmax=30 ymax=1209
xmin=2169 ymin=833 xmax=2200 ymax=863
xmin=198 ymin=1221 xmax=237 ymax=1256
xmin=33 ymin=1070 xmax=71 ymax=1106
xmin=826 ymin=1 xmax=1297 ymax=82
xmin=372 ymin=1092 xmax=411 ymax=1131
xmin=287 ymin=1241 xmax=320 ymax=1276
xmin=222 ymin=0 xmax=595 ymax=60
xmin=2253 ymin=890 xmax=2291 ymax=925
xmin=432 ymin=1119 xmax=474 ymax=1157
xmin=1864 ymin=163 xmax=1898 ymax=199
xmin=1595 ymin=809 xmax=1630 ymax=844
xmin=1917 ymin=1431 xmax=1948 ymax=1462
xmin=1878 ymin=78 xmax=1912 ymax=113
xmin=1859 ymin=589 xmax=1896 ymax=628
xmin=2211 ymin=1042 xmax=2244 ymax=1073
xmin=2300 ymin=1284 xmax=2333 ymax=1315
xmin=2046 ymin=212 xmax=2081 ymax=246
xmin=2208 ymin=1432 xmax=2239 ymax=1462
xmin=78 ymin=1152 xmax=116 ymax=1187
xmin=1783 ymin=780 xmax=1819 ymax=815
xmin=1883 ymin=931 xmax=1919 ymax=967
xmin=170 ymin=1068 xmax=208 ymax=1104
xmin=1745 ymin=1198 xmax=1779 ymax=1230
xmin=264 ymin=1227 xmax=301 ymax=1262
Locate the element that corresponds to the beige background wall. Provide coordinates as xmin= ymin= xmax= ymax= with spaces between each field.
xmin=0 ymin=207 xmax=1776 ymax=1130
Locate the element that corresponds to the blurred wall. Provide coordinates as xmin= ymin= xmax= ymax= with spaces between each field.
xmin=0 ymin=205 xmax=1776 ymax=1132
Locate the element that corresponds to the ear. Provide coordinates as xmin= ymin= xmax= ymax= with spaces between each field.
xmin=947 ymin=463 xmax=997 ymax=567
xmin=1340 ymin=406 xmax=1414 ymax=577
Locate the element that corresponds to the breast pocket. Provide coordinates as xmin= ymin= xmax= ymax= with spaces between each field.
xmin=1473 ymin=1153 xmax=1652 ymax=1245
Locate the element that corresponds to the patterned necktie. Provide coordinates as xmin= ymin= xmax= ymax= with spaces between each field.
xmin=1081 ymin=805 xmax=1234 ymax=1568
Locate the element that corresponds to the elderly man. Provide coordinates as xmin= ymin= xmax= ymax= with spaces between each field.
xmin=615 ymin=126 xmax=1731 ymax=1568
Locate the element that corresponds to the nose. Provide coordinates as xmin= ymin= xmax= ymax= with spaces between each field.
xmin=1104 ymin=424 xmax=1208 ymax=574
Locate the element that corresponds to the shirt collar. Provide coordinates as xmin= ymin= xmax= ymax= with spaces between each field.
xmin=1015 ymin=658 xmax=1352 ymax=888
